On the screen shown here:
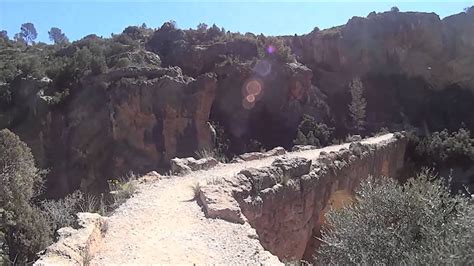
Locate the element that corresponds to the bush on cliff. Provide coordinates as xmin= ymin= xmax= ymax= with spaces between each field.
xmin=293 ymin=115 xmax=333 ymax=147
xmin=414 ymin=128 xmax=474 ymax=167
xmin=316 ymin=170 xmax=473 ymax=265
xmin=0 ymin=129 xmax=52 ymax=264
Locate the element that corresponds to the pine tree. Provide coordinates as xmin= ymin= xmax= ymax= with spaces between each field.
xmin=349 ymin=77 xmax=367 ymax=133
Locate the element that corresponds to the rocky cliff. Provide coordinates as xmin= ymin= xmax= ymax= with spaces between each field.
xmin=289 ymin=9 xmax=474 ymax=132
xmin=2 ymin=66 xmax=217 ymax=196
xmin=199 ymin=134 xmax=407 ymax=261
xmin=1 ymin=9 xmax=472 ymax=196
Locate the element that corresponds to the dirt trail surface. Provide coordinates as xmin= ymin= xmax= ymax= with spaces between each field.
xmin=91 ymin=134 xmax=394 ymax=264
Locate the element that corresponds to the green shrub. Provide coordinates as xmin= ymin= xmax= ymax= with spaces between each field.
xmin=0 ymin=129 xmax=51 ymax=263
xmin=415 ymin=128 xmax=474 ymax=167
xmin=316 ymin=170 xmax=474 ymax=264
xmin=41 ymin=191 xmax=84 ymax=233
xmin=107 ymin=173 xmax=138 ymax=208
xmin=90 ymin=55 xmax=108 ymax=75
xmin=115 ymin=57 xmax=131 ymax=68
xmin=247 ymin=139 xmax=265 ymax=152
xmin=258 ymin=37 xmax=295 ymax=63
xmin=211 ymin=122 xmax=231 ymax=162
xmin=294 ymin=115 xmax=334 ymax=147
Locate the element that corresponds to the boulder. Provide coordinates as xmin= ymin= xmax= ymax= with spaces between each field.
xmin=35 ymin=213 xmax=108 ymax=266
xmin=199 ymin=185 xmax=245 ymax=224
xmin=170 ymin=157 xmax=219 ymax=175
xmin=272 ymin=157 xmax=312 ymax=178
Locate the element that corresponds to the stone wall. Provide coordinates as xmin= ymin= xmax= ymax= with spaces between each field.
xmin=200 ymin=134 xmax=407 ymax=261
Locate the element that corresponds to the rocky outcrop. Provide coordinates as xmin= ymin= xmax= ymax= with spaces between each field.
xmin=3 ymin=9 xmax=473 ymax=198
xmin=4 ymin=66 xmax=217 ymax=197
xmin=199 ymin=134 xmax=407 ymax=261
xmin=212 ymin=60 xmax=330 ymax=152
xmin=231 ymin=147 xmax=286 ymax=162
xmin=35 ymin=213 xmax=107 ymax=266
xmin=147 ymin=23 xmax=258 ymax=77
xmin=170 ymin=156 xmax=219 ymax=175
xmin=289 ymin=10 xmax=474 ymax=132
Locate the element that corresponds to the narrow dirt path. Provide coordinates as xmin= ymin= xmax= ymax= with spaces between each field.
xmin=91 ymin=134 xmax=394 ymax=264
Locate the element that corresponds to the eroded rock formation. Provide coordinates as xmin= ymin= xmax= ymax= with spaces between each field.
xmin=2 ymin=9 xmax=473 ymax=197
xmin=289 ymin=10 xmax=474 ymax=132
xmin=34 ymin=213 xmax=108 ymax=266
xmin=200 ymin=134 xmax=407 ymax=261
xmin=3 ymin=66 xmax=217 ymax=196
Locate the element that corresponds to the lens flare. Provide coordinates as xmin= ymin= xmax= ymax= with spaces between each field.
xmin=242 ymin=78 xmax=264 ymax=110
xmin=253 ymin=60 xmax=271 ymax=76
xmin=242 ymin=97 xmax=255 ymax=110
xmin=267 ymin=45 xmax=276 ymax=54
xmin=246 ymin=80 xmax=262 ymax=96
xmin=246 ymin=94 xmax=255 ymax=103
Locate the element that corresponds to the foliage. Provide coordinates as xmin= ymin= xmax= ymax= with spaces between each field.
xmin=0 ymin=30 xmax=7 ymax=39
xmin=258 ymin=36 xmax=295 ymax=63
xmin=197 ymin=23 xmax=208 ymax=32
xmin=190 ymin=182 xmax=202 ymax=201
xmin=293 ymin=115 xmax=334 ymax=147
xmin=19 ymin=23 xmax=37 ymax=45
xmin=391 ymin=6 xmax=400 ymax=12
xmin=90 ymin=55 xmax=108 ymax=75
xmin=107 ymin=173 xmax=138 ymax=208
xmin=18 ymin=54 xmax=45 ymax=78
xmin=247 ymin=139 xmax=265 ymax=152
xmin=115 ymin=57 xmax=132 ymax=68
xmin=41 ymin=191 xmax=84 ymax=233
xmin=316 ymin=170 xmax=474 ymax=265
xmin=374 ymin=127 xmax=390 ymax=136
xmin=211 ymin=122 xmax=231 ymax=162
xmin=415 ymin=128 xmax=474 ymax=167
xmin=0 ymin=129 xmax=51 ymax=264
xmin=48 ymin=27 xmax=69 ymax=45
xmin=348 ymin=77 xmax=367 ymax=134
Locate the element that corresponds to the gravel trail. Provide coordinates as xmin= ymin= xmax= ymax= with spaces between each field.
xmin=91 ymin=134 xmax=394 ymax=265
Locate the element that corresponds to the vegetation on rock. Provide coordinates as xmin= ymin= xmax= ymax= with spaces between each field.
xmin=316 ymin=170 xmax=473 ymax=264
xmin=0 ymin=129 xmax=51 ymax=264
xmin=293 ymin=115 xmax=334 ymax=147
xmin=348 ymin=77 xmax=367 ymax=134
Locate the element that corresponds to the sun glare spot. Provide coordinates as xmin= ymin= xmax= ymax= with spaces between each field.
xmin=246 ymin=80 xmax=262 ymax=96
xmin=267 ymin=45 xmax=276 ymax=54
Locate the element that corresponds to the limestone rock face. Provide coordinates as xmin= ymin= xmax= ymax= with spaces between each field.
xmin=199 ymin=185 xmax=245 ymax=224
xmin=289 ymin=10 xmax=474 ymax=131
xmin=295 ymin=11 xmax=474 ymax=93
xmin=199 ymin=135 xmax=407 ymax=262
xmin=213 ymin=60 xmax=329 ymax=151
xmin=34 ymin=213 xmax=108 ymax=266
xmin=236 ymin=137 xmax=407 ymax=261
xmin=5 ymin=67 xmax=217 ymax=196
xmin=232 ymin=147 xmax=286 ymax=162
xmin=170 ymin=156 xmax=219 ymax=175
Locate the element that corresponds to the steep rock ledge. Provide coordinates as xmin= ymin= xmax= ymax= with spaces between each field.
xmin=34 ymin=213 xmax=107 ymax=266
xmin=200 ymin=134 xmax=407 ymax=261
xmin=5 ymin=66 xmax=217 ymax=196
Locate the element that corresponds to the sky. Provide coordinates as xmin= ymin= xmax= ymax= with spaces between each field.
xmin=1 ymin=1 xmax=473 ymax=43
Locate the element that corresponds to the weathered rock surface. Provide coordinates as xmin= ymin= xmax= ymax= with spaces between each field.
xmin=3 ymin=9 xmax=474 ymax=198
xmin=3 ymin=66 xmax=217 ymax=196
xmin=35 ymin=213 xmax=107 ymax=266
xmin=232 ymin=147 xmax=286 ymax=162
xmin=289 ymin=10 xmax=474 ymax=131
xmin=199 ymin=134 xmax=407 ymax=261
xmin=212 ymin=60 xmax=330 ymax=152
xmin=170 ymin=156 xmax=219 ymax=175
xmin=199 ymin=184 xmax=245 ymax=224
